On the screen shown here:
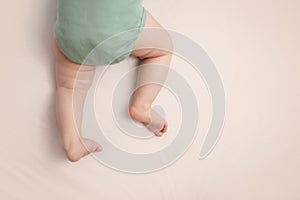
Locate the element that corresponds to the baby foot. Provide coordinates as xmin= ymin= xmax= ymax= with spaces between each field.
xmin=64 ymin=137 xmax=102 ymax=162
xmin=129 ymin=106 xmax=168 ymax=136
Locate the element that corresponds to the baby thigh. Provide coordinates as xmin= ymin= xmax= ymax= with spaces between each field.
xmin=52 ymin=34 xmax=96 ymax=91
xmin=130 ymin=10 xmax=173 ymax=66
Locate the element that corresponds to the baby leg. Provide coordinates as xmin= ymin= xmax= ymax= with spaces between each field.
xmin=129 ymin=11 xmax=173 ymax=136
xmin=52 ymin=34 xmax=102 ymax=162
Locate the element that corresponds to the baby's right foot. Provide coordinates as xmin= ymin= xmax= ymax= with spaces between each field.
xmin=129 ymin=105 xmax=168 ymax=136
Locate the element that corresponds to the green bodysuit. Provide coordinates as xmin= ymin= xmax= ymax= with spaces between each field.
xmin=54 ymin=0 xmax=146 ymax=65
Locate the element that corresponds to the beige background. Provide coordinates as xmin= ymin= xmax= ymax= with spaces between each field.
xmin=0 ymin=0 xmax=299 ymax=199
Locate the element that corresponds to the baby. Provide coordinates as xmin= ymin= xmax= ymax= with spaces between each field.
xmin=52 ymin=0 xmax=173 ymax=162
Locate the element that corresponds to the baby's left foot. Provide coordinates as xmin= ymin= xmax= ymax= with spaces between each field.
xmin=64 ymin=137 xmax=102 ymax=162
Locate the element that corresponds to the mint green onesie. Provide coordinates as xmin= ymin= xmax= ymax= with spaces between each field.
xmin=54 ymin=0 xmax=147 ymax=65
